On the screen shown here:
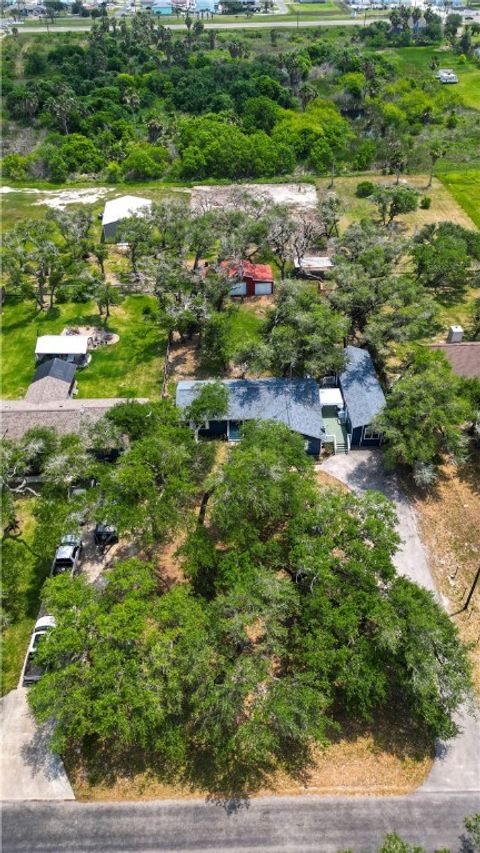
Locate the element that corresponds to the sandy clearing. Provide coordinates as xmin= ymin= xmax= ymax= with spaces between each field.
xmin=1 ymin=186 xmax=110 ymax=209
xmin=190 ymin=182 xmax=318 ymax=213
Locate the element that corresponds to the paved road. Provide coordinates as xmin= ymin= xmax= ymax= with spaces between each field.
xmin=3 ymin=793 xmax=480 ymax=852
xmin=19 ymin=17 xmax=380 ymax=32
xmin=321 ymin=450 xmax=480 ymax=795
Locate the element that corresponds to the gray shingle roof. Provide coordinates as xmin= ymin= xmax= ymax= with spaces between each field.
xmin=339 ymin=347 xmax=385 ymax=429
xmin=0 ymin=399 xmax=148 ymax=441
xmin=176 ymin=378 xmax=325 ymax=440
xmin=32 ymin=358 xmax=77 ymax=385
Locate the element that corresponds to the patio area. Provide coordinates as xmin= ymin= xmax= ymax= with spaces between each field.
xmin=322 ymin=405 xmax=348 ymax=453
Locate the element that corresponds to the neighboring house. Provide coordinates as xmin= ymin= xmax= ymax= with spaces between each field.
xmin=430 ymin=343 xmax=480 ymax=379
xmin=219 ymin=260 xmax=274 ymax=297
xmin=101 ymin=195 xmax=152 ymax=240
xmin=293 ymin=255 xmax=333 ymax=279
xmin=176 ymin=378 xmax=325 ymax=456
xmin=35 ymin=335 xmax=90 ymax=368
xmin=24 ymin=358 xmax=76 ymax=404
xmin=0 ymin=398 xmax=148 ymax=441
xmin=151 ymin=4 xmax=173 ymax=12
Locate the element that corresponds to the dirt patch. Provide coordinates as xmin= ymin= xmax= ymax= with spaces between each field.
xmin=62 ymin=326 xmax=119 ymax=348
xmin=191 ymin=183 xmax=318 ymax=215
xmin=69 ymin=711 xmax=433 ymax=801
xmin=0 ymin=186 xmax=110 ymax=209
xmin=80 ymin=526 xmax=138 ymax=586
xmin=315 ymin=467 xmax=350 ymax=492
xmin=406 ymin=458 xmax=480 ymax=693
xmin=168 ymin=333 xmax=201 ymax=382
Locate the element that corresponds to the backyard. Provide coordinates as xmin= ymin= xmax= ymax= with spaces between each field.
xmin=1 ymin=295 xmax=166 ymax=400
xmin=389 ymin=47 xmax=480 ymax=112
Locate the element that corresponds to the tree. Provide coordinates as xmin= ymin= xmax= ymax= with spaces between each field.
xmin=93 ymin=279 xmax=122 ymax=319
xmin=320 ymin=193 xmax=342 ymax=238
xmin=184 ymin=381 xmax=229 ymax=442
xmin=201 ymin=313 xmax=230 ymax=374
xmin=374 ymin=349 xmax=472 ymax=477
xmin=267 ymin=207 xmax=297 ymax=280
xmin=426 ymin=141 xmax=446 ymax=189
xmin=412 ymin=234 xmax=470 ymax=301
xmin=116 ymin=215 xmax=154 ymax=275
xmin=372 ymin=186 xmax=418 ymax=226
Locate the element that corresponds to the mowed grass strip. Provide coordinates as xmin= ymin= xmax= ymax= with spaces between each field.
xmin=1 ymin=295 xmax=166 ymax=400
xmin=438 ymin=170 xmax=480 ymax=229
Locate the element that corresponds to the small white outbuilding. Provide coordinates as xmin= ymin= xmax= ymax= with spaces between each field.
xmin=35 ymin=335 xmax=90 ymax=366
xmin=101 ymin=195 xmax=152 ymax=240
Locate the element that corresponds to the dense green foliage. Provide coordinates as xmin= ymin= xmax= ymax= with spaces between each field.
xmin=20 ymin=418 xmax=471 ymax=791
xmin=2 ymin=12 xmax=479 ymax=183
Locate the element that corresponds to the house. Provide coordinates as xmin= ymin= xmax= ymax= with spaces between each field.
xmin=101 ymin=195 xmax=152 ymax=240
xmin=35 ymin=335 xmax=90 ymax=367
xmin=151 ymin=3 xmax=173 ymax=12
xmin=219 ymin=260 xmax=274 ymax=297
xmin=176 ymin=378 xmax=325 ymax=456
xmin=338 ymin=346 xmax=386 ymax=448
xmin=25 ymin=359 xmax=76 ymax=404
xmin=430 ymin=343 xmax=480 ymax=379
xmin=293 ymin=255 xmax=333 ymax=279
xmin=0 ymin=398 xmax=148 ymax=441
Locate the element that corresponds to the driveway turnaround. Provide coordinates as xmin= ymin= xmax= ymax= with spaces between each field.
xmin=321 ymin=450 xmax=480 ymax=795
xmin=2 ymin=793 xmax=479 ymax=852
xmin=0 ymin=688 xmax=74 ymax=801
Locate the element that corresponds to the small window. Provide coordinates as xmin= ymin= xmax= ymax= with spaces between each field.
xmin=363 ymin=426 xmax=381 ymax=441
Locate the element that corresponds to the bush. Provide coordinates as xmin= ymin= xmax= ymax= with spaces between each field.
xmin=356 ymin=180 xmax=376 ymax=198
xmin=420 ymin=196 xmax=432 ymax=210
xmin=1 ymin=153 xmax=28 ymax=181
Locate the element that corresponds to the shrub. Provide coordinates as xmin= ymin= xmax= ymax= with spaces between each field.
xmin=1 ymin=153 xmax=28 ymax=181
xmin=420 ymin=196 xmax=432 ymax=209
xmin=356 ymin=180 xmax=376 ymax=198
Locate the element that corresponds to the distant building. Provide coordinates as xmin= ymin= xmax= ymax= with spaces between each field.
xmin=0 ymin=399 xmax=146 ymax=441
xmin=151 ymin=3 xmax=173 ymax=13
xmin=101 ymin=195 xmax=152 ymax=240
xmin=25 ymin=359 xmax=76 ymax=404
xmin=436 ymin=69 xmax=459 ymax=84
xmin=294 ymin=255 xmax=333 ymax=279
xmin=219 ymin=260 xmax=274 ymax=297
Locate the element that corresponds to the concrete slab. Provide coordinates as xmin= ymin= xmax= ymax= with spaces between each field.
xmin=0 ymin=688 xmax=75 ymax=801
xmin=320 ymin=449 xmax=480 ymax=794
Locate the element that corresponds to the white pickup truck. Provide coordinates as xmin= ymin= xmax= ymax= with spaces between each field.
xmin=22 ymin=616 xmax=56 ymax=686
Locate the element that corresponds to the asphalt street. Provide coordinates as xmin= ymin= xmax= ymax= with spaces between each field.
xmin=3 ymin=793 xmax=480 ymax=852
xmin=18 ymin=17 xmax=381 ymax=32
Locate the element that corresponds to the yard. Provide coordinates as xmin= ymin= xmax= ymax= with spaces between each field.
xmin=1 ymin=295 xmax=166 ymax=400
xmin=406 ymin=456 xmax=480 ymax=695
xmin=316 ymin=174 xmax=478 ymax=234
xmin=389 ymin=47 xmax=480 ymax=112
xmin=1 ymin=499 xmax=41 ymax=695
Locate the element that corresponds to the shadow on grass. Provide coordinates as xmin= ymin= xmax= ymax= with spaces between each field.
xmin=63 ymin=703 xmax=434 ymax=803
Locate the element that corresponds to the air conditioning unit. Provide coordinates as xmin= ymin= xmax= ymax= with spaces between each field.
xmin=447 ymin=325 xmax=464 ymax=343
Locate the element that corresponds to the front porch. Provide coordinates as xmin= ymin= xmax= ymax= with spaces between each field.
xmin=322 ymin=405 xmax=349 ymax=454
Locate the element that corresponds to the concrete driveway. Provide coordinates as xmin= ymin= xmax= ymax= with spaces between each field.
xmin=321 ymin=450 xmax=480 ymax=794
xmin=0 ymin=688 xmax=74 ymax=801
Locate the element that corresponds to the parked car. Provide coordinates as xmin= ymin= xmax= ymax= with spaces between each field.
xmin=51 ymin=534 xmax=83 ymax=577
xmin=94 ymin=523 xmax=118 ymax=553
xmin=23 ymin=616 xmax=56 ymax=686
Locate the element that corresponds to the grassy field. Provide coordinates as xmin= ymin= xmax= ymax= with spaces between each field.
xmin=389 ymin=47 xmax=480 ymax=111
xmin=316 ymin=174 xmax=479 ymax=234
xmin=1 ymin=499 xmax=41 ymax=695
xmin=439 ymin=170 xmax=480 ymax=229
xmin=1 ymin=295 xmax=166 ymax=400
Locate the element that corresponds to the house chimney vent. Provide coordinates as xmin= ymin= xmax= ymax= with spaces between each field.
xmin=447 ymin=325 xmax=464 ymax=343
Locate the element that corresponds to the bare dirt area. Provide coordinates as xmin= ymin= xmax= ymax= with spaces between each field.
xmin=1 ymin=186 xmax=110 ymax=209
xmin=407 ymin=457 xmax=480 ymax=693
xmin=69 ymin=712 xmax=433 ymax=801
xmin=190 ymin=182 xmax=318 ymax=214
xmin=80 ymin=527 xmax=138 ymax=585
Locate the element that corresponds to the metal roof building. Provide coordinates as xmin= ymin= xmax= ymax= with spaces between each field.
xmin=101 ymin=195 xmax=152 ymax=240
xmin=35 ymin=335 xmax=89 ymax=358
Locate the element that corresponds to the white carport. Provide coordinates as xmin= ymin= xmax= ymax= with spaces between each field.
xmin=35 ymin=335 xmax=90 ymax=365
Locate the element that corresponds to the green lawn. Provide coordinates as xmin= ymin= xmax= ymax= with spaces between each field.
xmin=226 ymin=305 xmax=263 ymax=355
xmin=389 ymin=47 xmax=480 ymax=111
xmin=1 ymin=295 xmax=167 ymax=400
xmin=439 ymin=170 xmax=480 ymax=229
xmin=1 ymin=499 xmax=41 ymax=696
